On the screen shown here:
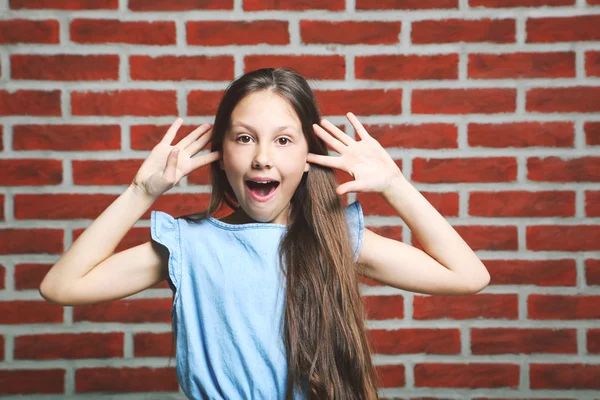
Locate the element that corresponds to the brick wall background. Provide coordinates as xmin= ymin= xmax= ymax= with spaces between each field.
xmin=0 ymin=0 xmax=599 ymax=398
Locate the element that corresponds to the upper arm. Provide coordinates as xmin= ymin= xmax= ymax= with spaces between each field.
xmin=357 ymin=228 xmax=477 ymax=296
xmin=41 ymin=240 xmax=169 ymax=306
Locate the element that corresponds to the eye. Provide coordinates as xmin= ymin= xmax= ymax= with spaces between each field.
xmin=277 ymin=137 xmax=291 ymax=145
xmin=236 ymin=134 xmax=253 ymax=144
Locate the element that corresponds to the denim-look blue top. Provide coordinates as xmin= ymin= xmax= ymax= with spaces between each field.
xmin=150 ymin=201 xmax=364 ymax=400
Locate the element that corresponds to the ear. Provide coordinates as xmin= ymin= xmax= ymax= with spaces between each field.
xmin=304 ymin=162 xmax=310 ymax=172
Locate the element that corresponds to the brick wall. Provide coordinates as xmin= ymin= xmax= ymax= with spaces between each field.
xmin=0 ymin=0 xmax=599 ymax=398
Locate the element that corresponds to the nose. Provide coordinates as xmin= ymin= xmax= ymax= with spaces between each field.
xmin=252 ymin=143 xmax=273 ymax=169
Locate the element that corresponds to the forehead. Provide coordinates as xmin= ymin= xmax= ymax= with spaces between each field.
xmin=230 ymin=91 xmax=301 ymax=131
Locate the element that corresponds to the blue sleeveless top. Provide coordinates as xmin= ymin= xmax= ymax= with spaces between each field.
xmin=150 ymin=201 xmax=364 ymax=400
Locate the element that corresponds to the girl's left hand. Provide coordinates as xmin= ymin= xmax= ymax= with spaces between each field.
xmin=307 ymin=112 xmax=404 ymax=196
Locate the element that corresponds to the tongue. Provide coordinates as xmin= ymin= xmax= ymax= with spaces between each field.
xmin=248 ymin=182 xmax=277 ymax=197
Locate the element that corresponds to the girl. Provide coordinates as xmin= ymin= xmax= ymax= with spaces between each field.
xmin=40 ymin=68 xmax=490 ymax=400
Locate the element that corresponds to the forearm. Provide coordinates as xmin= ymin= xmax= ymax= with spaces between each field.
xmin=381 ymin=176 xmax=490 ymax=286
xmin=40 ymin=184 xmax=157 ymax=294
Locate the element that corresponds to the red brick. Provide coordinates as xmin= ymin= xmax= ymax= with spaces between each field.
xmin=368 ymin=328 xmax=460 ymax=354
xmin=0 ymin=19 xmax=59 ymax=44
xmin=0 ymin=90 xmax=61 ymax=116
xmin=0 ymin=229 xmax=63 ymax=254
xmin=0 ymin=300 xmax=63 ymax=324
xmin=412 ymin=19 xmax=515 ymax=44
xmin=484 ymin=259 xmax=576 ymax=286
xmin=15 ymin=332 xmax=124 ymax=359
xmin=364 ymin=295 xmax=404 ymax=320
xmin=412 ymin=157 xmax=517 ymax=183
xmin=585 ymin=122 xmax=600 ymax=145
xmin=471 ymin=0 xmax=574 ymax=6
xmin=364 ymin=123 xmax=458 ymax=149
xmin=585 ymin=51 xmax=600 ymax=76
xmin=530 ymin=364 xmax=600 ymax=389
xmin=147 ymin=194 xmax=211 ymax=219
xmin=527 ymin=156 xmax=600 ymax=182
xmin=15 ymin=193 xmax=119 ymax=219
xmin=527 ymin=87 xmax=600 ymax=113
xmin=469 ymin=190 xmax=575 ymax=217
xmin=587 ymin=191 xmax=600 ymax=216
xmin=0 ymin=369 xmax=64 ymax=395
xmin=414 ymin=363 xmax=520 ymax=388
xmin=11 ymin=54 xmax=119 ymax=80
xmin=130 ymin=55 xmax=233 ymax=81
xmin=471 ymin=328 xmax=577 ymax=354
xmin=14 ymin=264 xmax=52 ymax=290
xmin=358 ymin=191 xmax=458 ymax=217
xmin=73 ymin=298 xmax=172 ymax=323
xmin=527 ymin=225 xmax=600 ymax=251
xmin=187 ymin=90 xmax=225 ymax=116
xmin=527 ymin=15 xmax=600 ymax=43
xmin=414 ymin=294 xmax=518 ymax=319
xmin=0 ymin=126 xmax=3 ymax=151
xmin=376 ymin=364 xmax=405 ymax=388
xmin=357 ymin=0 xmax=457 ymax=9
xmin=586 ymin=259 xmax=600 ymax=285
xmin=244 ymin=55 xmax=346 ymax=80
xmin=187 ymin=21 xmax=289 ymax=45
xmin=76 ymin=367 xmax=178 ymax=393
xmin=71 ymin=90 xmax=177 ymax=116
xmin=74 ymin=226 xmax=151 ymax=254
xmin=588 ymin=328 xmax=600 ymax=353
xmin=468 ymin=122 xmax=574 ymax=148
xmin=13 ymin=124 xmax=120 ymax=151
xmin=130 ymin=122 xmax=206 ymax=150
xmin=129 ymin=0 xmax=232 ymax=10
xmin=0 ymin=336 xmax=3 ymax=359
xmin=245 ymin=0 xmax=343 ymax=10
xmin=356 ymin=54 xmax=458 ymax=80
xmin=134 ymin=332 xmax=173 ymax=357
xmin=10 ymin=0 xmax=118 ymax=9
xmin=70 ymin=19 xmax=176 ymax=45
xmin=0 ymin=159 xmax=62 ymax=185
xmin=72 ymin=160 xmax=143 ymax=185
xmin=412 ymin=88 xmax=516 ymax=114
xmin=529 ymin=294 xmax=600 ymax=319
xmin=301 ymin=21 xmax=401 ymax=44
xmin=316 ymin=89 xmax=403 ymax=116
xmin=469 ymin=52 xmax=575 ymax=79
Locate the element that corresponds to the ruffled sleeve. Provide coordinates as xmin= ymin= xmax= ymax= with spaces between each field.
xmin=343 ymin=200 xmax=364 ymax=263
xmin=150 ymin=210 xmax=181 ymax=296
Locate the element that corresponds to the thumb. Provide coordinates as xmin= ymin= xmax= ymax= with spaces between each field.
xmin=164 ymin=147 xmax=179 ymax=184
xmin=336 ymin=180 xmax=362 ymax=196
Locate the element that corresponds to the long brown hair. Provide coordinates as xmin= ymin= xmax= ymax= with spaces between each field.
xmin=172 ymin=68 xmax=379 ymax=399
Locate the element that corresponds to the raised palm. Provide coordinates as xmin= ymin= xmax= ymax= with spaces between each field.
xmin=132 ymin=118 xmax=221 ymax=198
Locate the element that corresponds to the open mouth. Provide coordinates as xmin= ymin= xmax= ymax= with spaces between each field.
xmin=245 ymin=180 xmax=280 ymax=200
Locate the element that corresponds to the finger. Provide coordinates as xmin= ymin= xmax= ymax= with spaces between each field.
xmin=178 ymin=123 xmax=212 ymax=150
xmin=185 ymin=126 xmax=214 ymax=155
xmin=306 ymin=153 xmax=344 ymax=170
xmin=164 ymin=147 xmax=179 ymax=184
xmin=161 ymin=118 xmax=184 ymax=146
xmin=312 ymin=124 xmax=346 ymax=154
xmin=346 ymin=112 xmax=372 ymax=141
xmin=336 ymin=180 xmax=364 ymax=196
xmin=320 ymin=118 xmax=355 ymax=146
xmin=189 ymin=151 xmax=221 ymax=172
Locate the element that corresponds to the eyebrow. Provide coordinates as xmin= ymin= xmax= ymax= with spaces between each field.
xmin=231 ymin=122 xmax=298 ymax=133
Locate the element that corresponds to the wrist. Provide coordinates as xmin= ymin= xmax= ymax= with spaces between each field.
xmin=381 ymin=172 xmax=409 ymax=200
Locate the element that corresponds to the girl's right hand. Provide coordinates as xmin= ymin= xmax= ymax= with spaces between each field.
xmin=131 ymin=118 xmax=221 ymax=198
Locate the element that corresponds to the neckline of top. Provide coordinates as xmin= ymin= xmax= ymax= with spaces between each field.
xmin=206 ymin=216 xmax=287 ymax=231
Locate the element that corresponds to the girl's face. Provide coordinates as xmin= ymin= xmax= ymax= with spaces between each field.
xmin=221 ymin=90 xmax=310 ymax=225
